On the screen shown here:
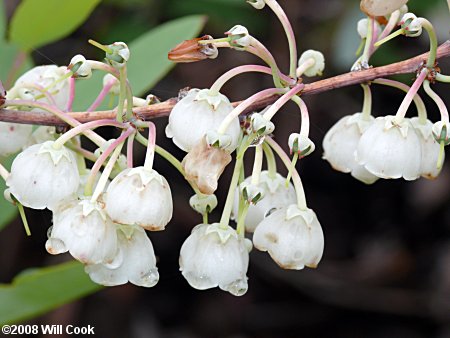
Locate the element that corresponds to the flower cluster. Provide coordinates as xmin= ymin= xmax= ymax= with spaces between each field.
xmin=0 ymin=0 xmax=448 ymax=297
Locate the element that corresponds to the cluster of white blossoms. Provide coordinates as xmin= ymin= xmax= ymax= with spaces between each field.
xmin=0 ymin=0 xmax=448 ymax=297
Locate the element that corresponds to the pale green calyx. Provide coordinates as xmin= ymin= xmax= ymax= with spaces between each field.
xmin=346 ymin=112 xmax=375 ymax=134
xmin=79 ymin=199 xmax=107 ymax=221
xmin=285 ymin=204 xmax=315 ymax=225
xmin=69 ymin=54 xmax=92 ymax=79
xmin=127 ymin=167 xmax=164 ymax=187
xmin=206 ymin=130 xmax=232 ymax=149
xmin=189 ymin=194 xmax=218 ymax=214
xmin=288 ymin=133 xmax=315 ymax=156
xmin=250 ymin=113 xmax=275 ymax=135
xmin=226 ymin=25 xmax=252 ymax=49
xmin=195 ymin=89 xmax=230 ymax=110
xmin=400 ymin=13 xmax=422 ymax=37
xmin=385 ymin=116 xmax=409 ymax=138
xmin=247 ymin=0 xmax=265 ymax=9
xmin=105 ymin=42 xmax=130 ymax=68
xmin=240 ymin=182 xmax=264 ymax=205
xmin=205 ymin=223 xmax=238 ymax=244
xmin=39 ymin=141 xmax=72 ymax=165
xmin=432 ymin=121 xmax=450 ymax=145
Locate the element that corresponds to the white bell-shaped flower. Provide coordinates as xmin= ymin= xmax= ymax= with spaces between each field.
xmin=105 ymin=167 xmax=173 ymax=231
xmin=226 ymin=25 xmax=252 ymax=49
xmin=410 ymin=117 xmax=442 ymax=179
xmin=166 ymin=88 xmax=240 ymax=152
xmin=85 ymin=224 xmax=159 ymax=287
xmin=253 ymin=204 xmax=324 ymax=270
xmin=247 ymin=0 xmax=265 ymax=9
xmin=179 ymin=223 xmax=251 ymax=296
xmin=46 ymin=198 xmax=118 ymax=265
xmin=322 ymin=113 xmax=378 ymax=184
xmin=232 ymin=171 xmax=297 ymax=232
xmin=0 ymin=122 xmax=33 ymax=156
xmin=356 ymin=116 xmax=422 ymax=180
xmin=8 ymin=65 xmax=70 ymax=110
xmin=69 ymin=54 xmax=92 ymax=79
xmin=360 ymin=0 xmax=409 ymax=16
xmin=6 ymin=141 xmax=80 ymax=210
xmin=103 ymin=74 xmax=120 ymax=95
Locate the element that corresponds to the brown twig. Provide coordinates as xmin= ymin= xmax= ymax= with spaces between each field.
xmin=2 ymin=41 xmax=450 ymax=127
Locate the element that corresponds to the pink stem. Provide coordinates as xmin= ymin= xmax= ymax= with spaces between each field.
xmin=66 ymin=76 xmax=75 ymax=112
xmin=210 ymin=65 xmax=293 ymax=94
xmin=85 ymin=127 xmax=135 ymax=196
xmin=144 ymin=122 xmax=156 ymax=171
xmin=394 ymin=69 xmax=427 ymax=122
xmin=54 ymin=119 xmax=126 ymax=148
xmin=87 ymin=80 xmax=115 ymax=112
xmin=23 ymin=83 xmax=57 ymax=107
xmin=4 ymin=99 xmax=105 ymax=146
xmin=265 ymin=137 xmax=307 ymax=210
xmin=263 ymin=83 xmax=305 ymax=120
xmin=368 ymin=18 xmax=378 ymax=56
xmin=218 ymin=87 xmax=287 ymax=134
xmin=127 ymin=132 xmax=135 ymax=168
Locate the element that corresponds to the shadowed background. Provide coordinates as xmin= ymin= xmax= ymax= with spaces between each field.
xmin=1 ymin=0 xmax=450 ymax=337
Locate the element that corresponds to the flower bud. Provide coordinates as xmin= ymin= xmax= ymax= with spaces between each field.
xmin=288 ymin=133 xmax=315 ymax=157
xmin=189 ymin=194 xmax=218 ymax=214
xmin=400 ymin=13 xmax=422 ymax=37
xmin=206 ymin=130 xmax=232 ymax=149
xmin=105 ymin=42 xmax=130 ymax=68
xmin=250 ymin=113 xmax=275 ymax=135
xmin=240 ymin=182 xmax=264 ymax=205
xmin=357 ymin=18 xmax=381 ymax=39
xmin=168 ymin=35 xmax=218 ymax=63
xmin=103 ymin=74 xmax=120 ymax=95
xmin=225 ymin=25 xmax=252 ymax=49
xmin=297 ymin=50 xmax=325 ymax=77
xmin=247 ymin=0 xmax=265 ymax=9
xmin=68 ymin=54 xmax=92 ymax=79
xmin=432 ymin=121 xmax=450 ymax=145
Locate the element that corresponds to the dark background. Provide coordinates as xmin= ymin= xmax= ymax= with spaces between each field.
xmin=1 ymin=0 xmax=450 ymax=337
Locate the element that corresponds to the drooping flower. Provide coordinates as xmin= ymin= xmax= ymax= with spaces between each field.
xmin=360 ymin=0 xmax=409 ymax=17
xmin=322 ymin=113 xmax=378 ymax=184
xmin=232 ymin=171 xmax=297 ymax=232
xmin=410 ymin=117 xmax=442 ymax=179
xmin=7 ymin=65 xmax=70 ymax=110
xmin=182 ymin=137 xmax=232 ymax=195
xmin=105 ymin=167 xmax=173 ymax=231
xmin=0 ymin=122 xmax=33 ymax=156
xmin=253 ymin=205 xmax=324 ymax=270
xmin=85 ymin=224 xmax=159 ymax=288
xmin=356 ymin=116 xmax=422 ymax=180
xmin=6 ymin=141 xmax=80 ymax=210
xmin=166 ymin=88 xmax=240 ymax=152
xmin=179 ymin=223 xmax=251 ymax=296
xmin=46 ymin=198 xmax=118 ymax=265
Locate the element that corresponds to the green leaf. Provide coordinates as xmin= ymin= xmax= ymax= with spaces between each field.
xmin=0 ymin=156 xmax=18 ymax=231
xmin=0 ymin=261 xmax=102 ymax=325
xmin=9 ymin=0 xmax=102 ymax=50
xmin=0 ymin=0 xmax=6 ymax=39
xmin=0 ymin=44 xmax=33 ymax=86
xmin=72 ymin=15 xmax=206 ymax=111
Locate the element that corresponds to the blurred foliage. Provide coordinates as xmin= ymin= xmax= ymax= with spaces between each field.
xmin=0 ymin=156 xmax=17 ymax=231
xmin=73 ymin=15 xmax=205 ymax=111
xmin=0 ymin=262 xmax=101 ymax=325
xmin=9 ymin=0 xmax=101 ymax=50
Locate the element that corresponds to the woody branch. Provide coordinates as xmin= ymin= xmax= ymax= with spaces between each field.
xmin=1 ymin=40 xmax=450 ymax=127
